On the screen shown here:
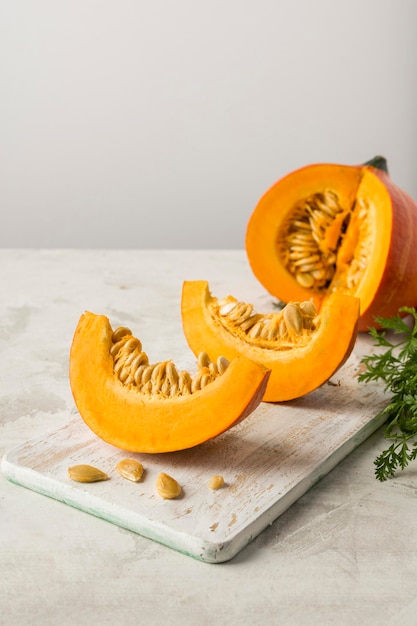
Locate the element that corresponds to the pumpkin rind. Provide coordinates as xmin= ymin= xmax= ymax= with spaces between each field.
xmin=69 ymin=312 xmax=270 ymax=453
xmin=245 ymin=158 xmax=417 ymax=331
xmin=181 ymin=280 xmax=359 ymax=402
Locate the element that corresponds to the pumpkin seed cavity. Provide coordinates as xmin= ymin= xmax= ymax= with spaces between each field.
xmin=110 ymin=327 xmax=230 ymax=397
xmin=277 ymin=190 xmax=372 ymax=294
xmin=212 ymin=296 xmax=319 ymax=351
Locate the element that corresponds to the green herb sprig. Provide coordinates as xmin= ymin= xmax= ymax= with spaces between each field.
xmin=359 ymin=306 xmax=417 ymax=481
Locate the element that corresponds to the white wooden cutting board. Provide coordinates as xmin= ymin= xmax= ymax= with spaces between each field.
xmin=2 ymin=338 xmax=387 ymax=563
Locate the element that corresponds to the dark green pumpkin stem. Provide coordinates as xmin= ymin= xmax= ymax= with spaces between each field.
xmin=363 ymin=155 xmax=389 ymax=174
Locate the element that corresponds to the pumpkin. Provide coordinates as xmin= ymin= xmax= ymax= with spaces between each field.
xmin=245 ymin=156 xmax=417 ymax=331
xmin=181 ymin=280 xmax=359 ymax=402
xmin=69 ymin=311 xmax=270 ymax=453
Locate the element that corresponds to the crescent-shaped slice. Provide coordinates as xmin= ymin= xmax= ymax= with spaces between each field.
xmin=69 ymin=311 xmax=270 ymax=453
xmin=181 ymin=281 xmax=359 ymax=402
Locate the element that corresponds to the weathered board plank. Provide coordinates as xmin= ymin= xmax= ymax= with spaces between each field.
xmin=2 ymin=336 xmax=387 ymax=563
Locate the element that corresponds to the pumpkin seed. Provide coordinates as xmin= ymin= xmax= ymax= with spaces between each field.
xmin=191 ymin=370 xmax=209 ymax=393
xmin=130 ymin=352 xmax=148 ymax=371
xmin=296 ymin=272 xmax=315 ymax=288
xmin=293 ymin=254 xmax=321 ymax=267
xmin=68 ymin=464 xmax=109 ymax=483
xmin=299 ymin=300 xmax=317 ymax=319
xmin=216 ymin=356 xmax=229 ymax=374
xmin=111 ymin=326 xmax=132 ymax=343
xmin=116 ymin=458 xmax=144 ymax=482
xmin=151 ymin=361 xmax=167 ymax=390
xmin=133 ymin=364 xmax=148 ymax=386
xmin=160 ymin=378 xmax=171 ymax=396
xmin=141 ymin=364 xmax=154 ymax=385
xmin=289 ymin=249 xmax=318 ymax=260
xmin=118 ymin=366 xmax=131 ymax=383
xmin=198 ymin=352 xmax=211 ymax=368
xmin=110 ymin=334 xmax=132 ymax=357
xmin=208 ymin=475 xmax=225 ymax=490
xmin=227 ymin=302 xmax=251 ymax=322
xmin=292 ymin=219 xmax=312 ymax=231
xmin=141 ymin=380 xmax=152 ymax=395
xmin=219 ymin=301 xmax=237 ymax=316
xmin=156 ymin=472 xmax=182 ymax=499
xmin=239 ymin=313 xmax=260 ymax=332
xmin=232 ymin=305 xmax=254 ymax=325
xmin=169 ymin=382 xmax=178 ymax=397
xmin=166 ymin=361 xmax=179 ymax=386
xmin=277 ymin=320 xmax=288 ymax=339
xmin=311 ymin=268 xmax=326 ymax=280
xmin=123 ymin=337 xmax=141 ymax=354
xmin=179 ymin=370 xmax=192 ymax=394
xmin=295 ymin=261 xmax=324 ymax=274
xmin=208 ymin=361 xmax=219 ymax=377
xmin=247 ymin=321 xmax=263 ymax=338
xmin=283 ymin=303 xmax=303 ymax=334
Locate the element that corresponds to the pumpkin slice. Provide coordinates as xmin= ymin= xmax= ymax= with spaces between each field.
xmin=181 ymin=281 xmax=359 ymax=402
xmin=245 ymin=156 xmax=417 ymax=331
xmin=69 ymin=311 xmax=270 ymax=453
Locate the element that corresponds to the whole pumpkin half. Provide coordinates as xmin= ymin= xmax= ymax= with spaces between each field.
xmin=69 ymin=311 xmax=270 ymax=453
xmin=245 ymin=156 xmax=417 ymax=331
xmin=181 ymin=280 xmax=359 ymax=402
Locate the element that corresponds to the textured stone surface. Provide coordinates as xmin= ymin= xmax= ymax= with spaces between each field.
xmin=1 ymin=250 xmax=417 ymax=625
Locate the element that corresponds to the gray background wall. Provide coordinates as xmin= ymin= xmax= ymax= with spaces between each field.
xmin=2 ymin=0 xmax=416 ymax=249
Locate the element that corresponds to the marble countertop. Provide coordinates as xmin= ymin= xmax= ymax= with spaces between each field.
xmin=1 ymin=249 xmax=417 ymax=626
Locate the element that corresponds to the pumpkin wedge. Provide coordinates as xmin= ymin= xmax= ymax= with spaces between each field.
xmin=245 ymin=156 xmax=417 ymax=331
xmin=181 ymin=281 xmax=359 ymax=402
xmin=69 ymin=311 xmax=270 ymax=453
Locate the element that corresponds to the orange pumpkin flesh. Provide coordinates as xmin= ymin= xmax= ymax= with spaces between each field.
xmin=69 ymin=311 xmax=270 ymax=453
xmin=181 ymin=281 xmax=359 ymax=402
xmin=245 ymin=157 xmax=417 ymax=331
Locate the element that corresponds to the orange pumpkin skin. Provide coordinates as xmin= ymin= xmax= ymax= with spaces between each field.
xmin=181 ymin=280 xmax=359 ymax=403
xmin=69 ymin=311 xmax=270 ymax=453
xmin=359 ymin=166 xmax=417 ymax=330
xmin=245 ymin=157 xmax=417 ymax=331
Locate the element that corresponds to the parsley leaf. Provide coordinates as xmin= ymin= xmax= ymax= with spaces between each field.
xmin=359 ymin=307 xmax=417 ymax=481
